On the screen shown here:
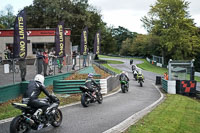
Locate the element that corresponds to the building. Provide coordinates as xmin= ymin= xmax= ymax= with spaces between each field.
xmin=0 ymin=28 xmax=71 ymax=60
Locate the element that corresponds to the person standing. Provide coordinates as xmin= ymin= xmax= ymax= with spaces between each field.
xmin=19 ymin=58 xmax=26 ymax=81
xmin=83 ymin=48 xmax=88 ymax=67
xmin=48 ymin=49 xmax=56 ymax=75
xmin=36 ymin=50 xmax=43 ymax=74
xmin=72 ymin=51 xmax=77 ymax=70
xmin=57 ymin=56 xmax=63 ymax=73
xmin=43 ymin=49 xmax=49 ymax=76
xmin=4 ymin=46 xmax=11 ymax=60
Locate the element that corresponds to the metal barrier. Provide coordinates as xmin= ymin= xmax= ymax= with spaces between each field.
xmin=0 ymin=72 xmax=73 ymax=103
xmin=93 ymin=61 xmax=117 ymax=75
xmin=0 ymin=81 xmax=29 ymax=103
xmin=53 ymin=80 xmax=100 ymax=94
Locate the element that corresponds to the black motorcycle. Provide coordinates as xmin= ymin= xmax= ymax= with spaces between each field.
xmin=10 ymin=96 xmax=62 ymax=133
xmin=80 ymin=85 xmax=103 ymax=107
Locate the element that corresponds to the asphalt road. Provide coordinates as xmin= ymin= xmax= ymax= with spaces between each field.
xmin=0 ymin=58 xmax=161 ymax=133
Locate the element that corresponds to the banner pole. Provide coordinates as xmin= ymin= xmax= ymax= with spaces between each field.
xmin=79 ymin=55 xmax=81 ymax=70
xmin=54 ymin=57 xmax=56 ymax=75
xmin=13 ymin=58 xmax=15 ymax=84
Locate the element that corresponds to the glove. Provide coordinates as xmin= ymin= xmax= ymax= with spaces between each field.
xmin=49 ymin=95 xmax=58 ymax=102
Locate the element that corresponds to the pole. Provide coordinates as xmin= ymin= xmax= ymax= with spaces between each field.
xmin=168 ymin=59 xmax=172 ymax=80
xmin=66 ymin=56 xmax=68 ymax=72
xmin=190 ymin=59 xmax=195 ymax=80
xmin=12 ymin=58 xmax=15 ymax=84
xmin=79 ymin=55 xmax=81 ymax=70
xmin=54 ymin=57 xmax=56 ymax=75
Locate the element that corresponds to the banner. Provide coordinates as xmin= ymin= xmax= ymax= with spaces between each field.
xmin=13 ymin=10 xmax=27 ymax=59
xmin=55 ymin=21 xmax=65 ymax=57
xmin=80 ymin=27 xmax=88 ymax=55
xmin=93 ymin=31 xmax=101 ymax=54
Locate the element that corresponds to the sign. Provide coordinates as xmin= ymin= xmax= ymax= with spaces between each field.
xmin=55 ymin=21 xmax=65 ymax=57
xmin=93 ymin=31 xmax=101 ymax=54
xmin=13 ymin=10 xmax=27 ymax=59
xmin=0 ymin=29 xmax=71 ymax=37
xmin=80 ymin=27 xmax=88 ymax=55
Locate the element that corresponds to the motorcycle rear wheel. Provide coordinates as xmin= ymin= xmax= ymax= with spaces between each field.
xmin=51 ymin=109 xmax=63 ymax=127
xmin=10 ymin=115 xmax=31 ymax=133
xmin=121 ymin=84 xmax=126 ymax=93
xmin=140 ymin=81 xmax=143 ymax=87
xmin=97 ymin=93 xmax=103 ymax=104
xmin=81 ymin=93 xmax=90 ymax=107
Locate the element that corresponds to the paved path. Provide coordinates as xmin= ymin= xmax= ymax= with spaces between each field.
xmin=0 ymin=58 xmax=162 ymax=133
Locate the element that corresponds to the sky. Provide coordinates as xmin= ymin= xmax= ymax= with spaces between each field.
xmin=0 ymin=0 xmax=200 ymax=34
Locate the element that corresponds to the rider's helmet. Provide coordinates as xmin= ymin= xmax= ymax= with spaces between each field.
xmin=34 ymin=74 xmax=45 ymax=85
xmin=138 ymin=69 xmax=142 ymax=75
xmin=122 ymin=71 xmax=126 ymax=74
xmin=88 ymin=73 xmax=94 ymax=78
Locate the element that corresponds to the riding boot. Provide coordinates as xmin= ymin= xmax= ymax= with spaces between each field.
xmin=33 ymin=108 xmax=43 ymax=119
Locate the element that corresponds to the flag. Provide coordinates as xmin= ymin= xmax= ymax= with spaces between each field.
xmin=13 ymin=10 xmax=27 ymax=59
xmin=80 ymin=27 xmax=88 ymax=55
xmin=93 ymin=31 xmax=101 ymax=54
xmin=55 ymin=21 xmax=65 ymax=57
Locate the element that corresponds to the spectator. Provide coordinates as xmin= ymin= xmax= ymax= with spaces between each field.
xmin=57 ymin=56 xmax=63 ymax=73
xmin=4 ymin=46 xmax=11 ymax=60
xmin=83 ymin=48 xmax=89 ymax=67
xmin=36 ymin=49 xmax=43 ymax=74
xmin=19 ymin=58 xmax=27 ymax=81
xmin=72 ymin=51 xmax=77 ymax=70
xmin=43 ymin=49 xmax=49 ymax=76
xmin=48 ymin=49 xmax=56 ymax=75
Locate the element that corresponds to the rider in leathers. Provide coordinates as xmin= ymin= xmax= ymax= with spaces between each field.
xmin=23 ymin=74 xmax=55 ymax=117
xmin=119 ymin=71 xmax=129 ymax=82
xmin=85 ymin=73 xmax=99 ymax=96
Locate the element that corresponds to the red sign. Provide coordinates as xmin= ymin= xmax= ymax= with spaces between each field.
xmin=0 ymin=29 xmax=71 ymax=37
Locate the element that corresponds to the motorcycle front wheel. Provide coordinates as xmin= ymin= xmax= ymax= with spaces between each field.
xmin=81 ymin=93 xmax=90 ymax=107
xmin=51 ymin=109 xmax=63 ymax=127
xmin=10 ymin=115 xmax=31 ymax=133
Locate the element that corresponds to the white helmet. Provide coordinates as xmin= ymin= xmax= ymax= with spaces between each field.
xmin=138 ymin=69 xmax=142 ymax=74
xmin=34 ymin=74 xmax=44 ymax=85
xmin=88 ymin=73 xmax=94 ymax=78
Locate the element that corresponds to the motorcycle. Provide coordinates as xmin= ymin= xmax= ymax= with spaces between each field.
xmin=137 ymin=74 xmax=144 ymax=87
xmin=120 ymin=80 xmax=129 ymax=93
xmin=79 ymin=85 xmax=103 ymax=107
xmin=10 ymin=96 xmax=62 ymax=133
xmin=133 ymin=70 xmax=138 ymax=81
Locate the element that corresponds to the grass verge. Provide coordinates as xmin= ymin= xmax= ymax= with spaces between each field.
xmin=126 ymin=94 xmax=200 ymax=133
xmin=136 ymin=59 xmax=168 ymax=75
xmin=102 ymin=64 xmax=122 ymax=74
xmin=104 ymin=60 xmax=124 ymax=64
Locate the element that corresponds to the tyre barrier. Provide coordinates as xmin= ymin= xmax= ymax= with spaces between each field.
xmin=53 ymin=80 xmax=100 ymax=94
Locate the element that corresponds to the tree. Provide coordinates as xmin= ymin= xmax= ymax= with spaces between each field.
xmin=0 ymin=4 xmax=15 ymax=29
xmin=112 ymin=26 xmax=137 ymax=53
xmin=141 ymin=0 xmax=200 ymax=62
xmin=24 ymin=0 xmax=115 ymax=54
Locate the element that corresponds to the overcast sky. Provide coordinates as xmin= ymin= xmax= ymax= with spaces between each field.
xmin=0 ymin=0 xmax=200 ymax=34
